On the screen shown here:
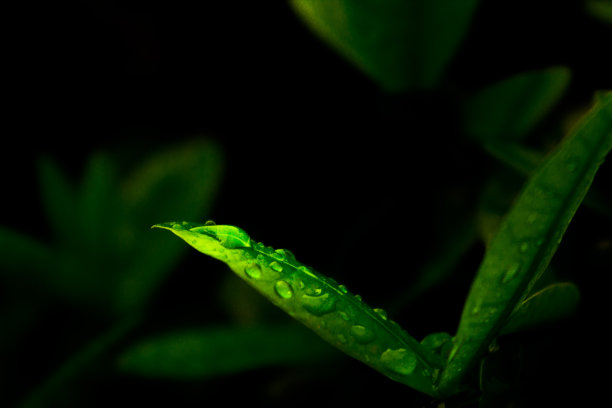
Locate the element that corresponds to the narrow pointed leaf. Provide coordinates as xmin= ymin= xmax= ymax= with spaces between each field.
xmin=117 ymin=325 xmax=334 ymax=380
xmin=290 ymin=0 xmax=480 ymax=91
xmin=152 ymin=222 xmax=442 ymax=397
xmin=438 ymin=92 xmax=612 ymax=395
xmin=500 ymin=282 xmax=580 ymax=335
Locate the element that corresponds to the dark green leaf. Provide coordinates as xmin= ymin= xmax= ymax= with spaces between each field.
xmin=113 ymin=139 xmax=223 ymax=314
xmin=37 ymin=157 xmax=78 ymax=246
xmin=586 ymin=0 xmax=612 ymax=24
xmin=117 ymin=325 xmax=334 ymax=379
xmin=438 ymin=92 xmax=612 ymax=395
xmin=500 ymin=282 xmax=580 ymax=335
xmin=464 ymin=67 xmax=571 ymax=142
xmin=0 ymin=227 xmax=53 ymax=275
xmin=290 ymin=0 xmax=480 ymax=91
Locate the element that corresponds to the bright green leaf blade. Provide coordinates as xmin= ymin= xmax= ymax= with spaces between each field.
xmin=114 ymin=139 xmax=223 ymax=315
xmin=290 ymin=0 xmax=479 ymax=91
xmin=500 ymin=282 xmax=581 ymax=335
xmin=153 ymin=222 xmax=442 ymax=397
xmin=117 ymin=324 xmax=334 ymax=380
xmin=439 ymin=92 xmax=612 ymax=395
xmin=464 ymin=67 xmax=571 ymax=142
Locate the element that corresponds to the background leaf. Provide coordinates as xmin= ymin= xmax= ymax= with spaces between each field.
xmin=290 ymin=0 xmax=480 ymax=91
xmin=438 ymin=92 xmax=612 ymax=395
xmin=114 ymin=139 xmax=224 ymax=315
xmin=500 ymin=282 xmax=581 ymax=335
xmin=464 ymin=67 xmax=571 ymax=142
xmin=117 ymin=324 xmax=335 ymax=380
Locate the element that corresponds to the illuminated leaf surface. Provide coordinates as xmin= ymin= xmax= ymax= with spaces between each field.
xmin=153 ymin=222 xmax=442 ymax=397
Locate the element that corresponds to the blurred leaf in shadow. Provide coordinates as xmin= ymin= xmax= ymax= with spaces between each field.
xmin=464 ymin=66 xmax=571 ymax=143
xmin=115 ymin=139 xmax=224 ymax=315
xmin=500 ymin=282 xmax=580 ymax=335
xmin=117 ymin=324 xmax=336 ymax=380
xmin=290 ymin=0 xmax=480 ymax=92
xmin=586 ymin=0 xmax=612 ymax=24
xmin=1 ymin=138 xmax=223 ymax=317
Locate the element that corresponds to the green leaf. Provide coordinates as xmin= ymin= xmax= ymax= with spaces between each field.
xmin=438 ymin=92 xmax=612 ymax=395
xmin=0 ymin=227 xmax=53 ymax=276
xmin=586 ymin=0 xmax=612 ymax=24
xmin=37 ymin=157 xmax=78 ymax=246
xmin=19 ymin=317 xmax=138 ymax=408
xmin=152 ymin=222 xmax=442 ymax=396
xmin=114 ymin=139 xmax=223 ymax=315
xmin=464 ymin=67 xmax=571 ymax=142
xmin=290 ymin=0 xmax=480 ymax=91
xmin=77 ymin=153 xmax=119 ymax=255
xmin=500 ymin=282 xmax=580 ymax=335
xmin=117 ymin=325 xmax=334 ymax=380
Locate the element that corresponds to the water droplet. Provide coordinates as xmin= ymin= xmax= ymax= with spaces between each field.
xmin=354 ymin=294 xmax=362 ymax=302
xmin=304 ymin=286 xmax=323 ymax=297
xmin=274 ymin=248 xmax=295 ymax=261
xmin=204 ymin=220 xmax=216 ymax=226
xmin=520 ymin=242 xmax=529 ymax=253
xmin=373 ymin=308 xmax=388 ymax=320
xmin=302 ymin=293 xmax=336 ymax=316
xmin=274 ymin=281 xmax=293 ymax=299
xmin=502 ymin=263 xmax=520 ymax=283
xmin=269 ymin=261 xmax=283 ymax=273
xmin=350 ymin=325 xmax=376 ymax=344
xmin=245 ymin=264 xmax=262 ymax=280
xmin=337 ymin=334 xmax=347 ymax=344
xmin=420 ymin=332 xmax=452 ymax=351
xmin=338 ymin=311 xmax=350 ymax=321
xmin=338 ymin=284 xmax=348 ymax=294
xmin=271 ymin=249 xmax=287 ymax=261
xmin=380 ymin=348 xmax=417 ymax=376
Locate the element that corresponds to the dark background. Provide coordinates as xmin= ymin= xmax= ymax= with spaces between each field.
xmin=2 ymin=0 xmax=611 ymax=407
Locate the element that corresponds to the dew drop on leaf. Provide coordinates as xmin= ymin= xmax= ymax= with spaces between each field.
xmin=270 ymin=261 xmax=283 ymax=273
xmin=501 ymin=263 xmax=521 ymax=283
xmin=350 ymin=325 xmax=376 ymax=344
xmin=274 ymin=281 xmax=293 ymax=299
xmin=302 ymin=293 xmax=337 ymax=316
xmin=373 ymin=308 xmax=388 ymax=320
xmin=380 ymin=348 xmax=417 ymax=376
xmin=245 ymin=264 xmax=262 ymax=280
xmin=204 ymin=220 xmax=216 ymax=226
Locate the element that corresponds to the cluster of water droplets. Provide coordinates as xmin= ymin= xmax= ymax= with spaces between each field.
xmin=240 ymin=241 xmax=425 ymax=379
